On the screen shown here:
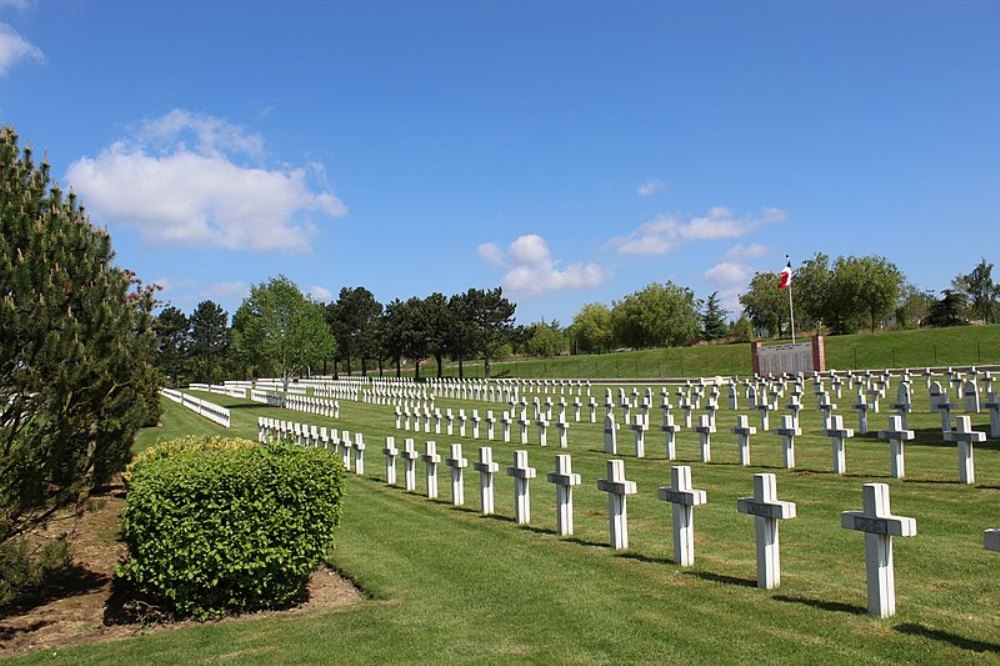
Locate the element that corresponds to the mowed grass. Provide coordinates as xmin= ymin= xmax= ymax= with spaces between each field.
xmin=429 ymin=324 xmax=1000 ymax=379
xmin=12 ymin=379 xmax=1000 ymax=664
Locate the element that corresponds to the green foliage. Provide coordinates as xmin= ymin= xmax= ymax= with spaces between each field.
xmin=924 ymin=290 xmax=968 ymax=328
xmin=188 ymin=300 xmax=230 ymax=383
xmin=116 ymin=437 xmax=345 ymax=618
xmin=1 ymin=125 xmax=160 ymax=546
xmin=700 ymin=291 xmax=729 ymax=340
xmin=730 ymin=316 xmax=754 ymax=343
xmin=0 ymin=535 xmax=72 ymax=607
xmin=611 ymin=281 xmax=699 ymax=348
xmin=154 ymin=306 xmax=190 ymax=387
xmin=570 ymin=302 xmax=613 ymax=353
xmin=951 ymin=257 xmax=1000 ymax=323
xmin=894 ymin=283 xmax=935 ymax=329
xmin=827 ymin=255 xmax=903 ymax=333
xmin=739 ymin=271 xmax=786 ymax=337
xmin=523 ymin=320 xmax=566 ymax=357
xmin=326 ymin=286 xmax=383 ymax=375
xmin=232 ymin=275 xmax=336 ymax=389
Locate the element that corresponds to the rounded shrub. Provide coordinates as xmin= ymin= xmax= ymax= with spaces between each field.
xmin=116 ymin=436 xmax=345 ymax=619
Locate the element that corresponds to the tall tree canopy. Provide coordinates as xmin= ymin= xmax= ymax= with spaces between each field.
xmin=232 ymin=275 xmax=336 ymax=390
xmin=326 ymin=286 xmax=382 ymax=376
xmin=154 ymin=306 xmax=190 ymax=387
xmin=571 ymin=302 xmax=614 ymax=354
xmin=952 ymin=258 xmax=1000 ymax=323
xmin=700 ymin=292 xmax=729 ymax=340
xmin=1 ymin=126 xmax=160 ymax=546
xmin=612 ymin=282 xmax=700 ymax=349
xmin=188 ymin=300 xmax=229 ymax=383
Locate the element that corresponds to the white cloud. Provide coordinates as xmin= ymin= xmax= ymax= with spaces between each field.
xmin=610 ymin=206 xmax=785 ymax=256
xmin=0 ymin=23 xmax=42 ymax=75
xmin=200 ymin=281 xmax=250 ymax=300
xmin=637 ymin=179 xmax=667 ymax=196
xmin=725 ymin=243 xmax=769 ymax=261
xmin=308 ymin=285 xmax=333 ymax=302
xmin=66 ymin=109 xmax=347 ymax=253
xmin=704 ymin=262 xmax=750 ymax=288
xmin=477 ymin=234 xmax=609 ymax=295
xmin=151 ymin=277 xmax=196 ymax=293
xmin=476 ymin=242 xmax=504 ymax=266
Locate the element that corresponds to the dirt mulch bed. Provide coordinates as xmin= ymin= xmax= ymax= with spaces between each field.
xmin=0 ymin=488 xmax=364 ymax=659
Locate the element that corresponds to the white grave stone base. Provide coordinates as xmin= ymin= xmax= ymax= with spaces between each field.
xmin=840 ymin=483 xmax=917 ymax=618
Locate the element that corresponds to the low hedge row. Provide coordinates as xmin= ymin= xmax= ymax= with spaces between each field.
xmin=116 ymin=436 xmax=345 ymax=618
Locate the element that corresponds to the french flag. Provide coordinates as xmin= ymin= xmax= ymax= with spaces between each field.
xmin=778 ymin=257 xmax=792 ymax=290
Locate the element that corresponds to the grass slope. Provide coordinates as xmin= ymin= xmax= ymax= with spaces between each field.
xmin=417 ymin=324 xmax=1000 ymax=379
xmin=11 ymin=380 xmax=1000 ymax=664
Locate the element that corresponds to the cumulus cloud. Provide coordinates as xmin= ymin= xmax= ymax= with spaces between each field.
xmin=637 ymin=179 xmax=667 ymax=196
xmin=704 ymin=262 xmax=750 ymax=288
xmin=307 ymin=285 xmax=333 ymax=302
xmin=609 ymin=206 xmax=785 ymax=256
xmin=0 ymin=23 xmax=42 ymax=74
xmin=478 ymin=234 xmax=609 ymax=295
xmin=66 ymin=109 xmax=347 ymax=253
xmin=200 ymin=281 xmax=250 ymax=300
xmin=725 ymin=243 xmax=769 ymax=261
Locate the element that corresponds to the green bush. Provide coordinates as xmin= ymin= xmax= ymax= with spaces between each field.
xmin=115 ymin=437 xmax=345 ymax=619
xmin=0 ymin=536 xmax=72 ymax=608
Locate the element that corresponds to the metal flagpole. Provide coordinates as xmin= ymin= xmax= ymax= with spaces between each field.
xmin=787 ymin=255 xmax=796 ymax=343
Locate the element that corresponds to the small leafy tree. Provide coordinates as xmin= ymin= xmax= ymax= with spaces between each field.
xmin=952 ymin=258 xmax=1000 ymax=323
xmin=739 ymin=272 xmax=786 ymax=338
xmin=232 ymin=275 xmax=336 ymax=390
xmin=570 ymin=302 xmax=613 ymax=354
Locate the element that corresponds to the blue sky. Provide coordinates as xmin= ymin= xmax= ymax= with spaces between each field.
xmin=2 ymin=0 xmax=998 ymax=324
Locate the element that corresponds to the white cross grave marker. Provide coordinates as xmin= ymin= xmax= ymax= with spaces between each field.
xmin=731 ymin=414 xmax=757 ymax=467
xmin=597 ymin=459 xmax=638 ymax=550
xmin=507 ymin=450 xmax=537 ymax=524
xmin=736 ymin=473 xmax=797 ymax=589
xmin=840 ymin=483 xmax=917 ymax=618
xmin=661 ymin=412 xmax=680 ymax=461
xmin=446 ymin=443 xmax=468 ymax=506
xmin=658 ymin=466 xmax=707 ymax=566
xmin=604 ymin=411 xmax=618 ymax=455
xmin=473 ymin=447 xmax=500 ymax=515
xmin=823 ymin=414 xmax=854 ymax=475
xmin=547 ymin=454 xmax=582 ymax=536
xmin=775 ymin=414 xmax=800 ymax=468
xmin=944 ymin=415 xmax=986 ymax=484
xmin=383 ymin=436 xmax=398 ymax=485
xmin=422 ymin=441 xmax=441 ymax=499
xmin=695 ymin=414 xmax=715 ymax=463
xmin=631 ymin=415 xmax=646 ymax=458
xmin=402 ymin=438 xmax=418 ymax=492
xmin=877 ymin=415 xmax=914 ymax=479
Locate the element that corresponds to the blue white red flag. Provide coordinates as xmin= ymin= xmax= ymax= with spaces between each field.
xmin=778 ymin=258 xmax=792 ymax=290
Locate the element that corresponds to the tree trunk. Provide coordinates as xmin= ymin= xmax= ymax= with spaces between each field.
xmin=435 ymin=353 xmax=443 ymax=378
xmin=484 ymin=356 xmax=491 ymax=379
xmin=378 ymin=355 xmax=384 ymax=377
xmin=458 ymin=356 xmax=465 ymax=380
xmin=346 ymin=357 xmax=352 ymax=377
xmin=415 ymin=359 xmax=421 ymax=381
xmin=361 ymin=357 xmax=368 ymax=377
xmin=395 ymin=356 xmax=401 ymax=377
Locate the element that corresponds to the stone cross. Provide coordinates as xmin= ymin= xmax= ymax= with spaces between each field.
xmin=986 ymin=530 xmax=1000 ymax=552
xmin=340 ymin=431 xmax=352 ymax=471
xmin=486 ymin=411 xmax=496 ymax=440
xmin=867 ymin=387 xmax=881 ymax=414
xmin=472 ymin=411 xmax=482 ymax=439
xmin=891 ymin=383 xmax=913 ymax=430
xmin=422 ymin=441 xmax=441 ymax=499
xmin=537 ymin=418 xmax=549 ymax=447
xmin=353 ymin=433 xmax=366 ymax=475
xmin=518 ymin=416 xmax=530 ymax=445
xmin=737 ymin=473 xmax=797 ymax=589
xmin=817 ymin=393 xmax=837 ymax=431
xmin=731 ymin=414 xmax=758 ymax=467
xmin=851 ymin=390 xmax=869 ymax=435
xmin=574 ymin=397 xmax=582 ymax=422
xmin=394 ymin=406 xmax=402 ymax=430
xmin=446 ymin=410 xmax=454 ymax=436
xmin=728 ymin=385 xmax=739 ymax=411
xmin=944 ymin=415 xmax=986 ymax=484
xmin=681 ymin=400 xmax=694 ymax=428
xmin=658 ymin=465 xmax=707 ymax=566
xmin=695 ymin=414 xmax=715 ymax=463
xmin=446 ymin=443 xmax=468 ymax=506
xmin=786 ymin=395 xmax=803 ymax=429
xmin=823 ymin=414 xmax=855 ymax=475
xmin=507 ymin=450 xmax=537 ymax=524
xmin=757 ymin=402 xmax=772 ymax=432
xmin=775 ymin=415 xmax=800 ymax=469
xmin=840 ymin=483 xmax=917 ymax=618
xmin=597 ymin=459 xmax=638 ymax=550
xmin=402 ymin=438 xmax=418 ymax=492
xmin=985 ymin=391 xmax=1000 ymax=437
xmin=458 ymin=410 xmax=468 ymax=437
xmin=557 ymin=420 xmax=569 ymax=448
xmin=589 ymin=397 xmax=598 ymax=423
xmin=630 ymin=415 xmax=646 ymax=458
xmin=933 ymin=390 xmax=953 ymax=434
xmin=546 ymin=454 xmax=582 ymax=536
xmin=661 ymin=412 xmax=680 ymax=460
xmin=877 ymin=415 xmax=914 ymax=479
xmin=434 ymin=409 xmax=442 ymax=435
xmin=383 ymin=436 xmax=398 ymax=485
xmin=501 ymin=412 xmax=512 ymax=443
xmin=963 ymin=379 xmax=981 ymax=414
xmin=604 ymin=411 xmax=618 ymax=455
xmin=473 ymin=447 xmax=499 ymax=515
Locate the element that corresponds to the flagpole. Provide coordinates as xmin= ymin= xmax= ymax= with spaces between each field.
xmin=787 ymin=254 xmax=796 ymax=343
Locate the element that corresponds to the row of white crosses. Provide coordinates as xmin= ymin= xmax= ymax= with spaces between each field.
xmin=248 ymin=388 xmax=340 ymax=418
xmin=161 ymin=389 xmax=232 ymax=428
xmin=379 ymin=438 xmax=965 ymax=619
xmin=257 ymin=418 xmax=367 ymax=475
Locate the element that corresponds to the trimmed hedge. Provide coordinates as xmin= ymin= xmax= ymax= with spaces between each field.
xmin=116 ymin=436 xmax=345 ymax=618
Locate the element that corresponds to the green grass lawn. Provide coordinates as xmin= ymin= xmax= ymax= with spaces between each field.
xmin=414 ymin=324 xmax=1000 ymax=379
xmin=12 ymin=379 xmax=1000 ymax=664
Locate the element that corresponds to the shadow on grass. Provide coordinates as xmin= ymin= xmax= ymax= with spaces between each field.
xmin=685 ymin=571 xmax=756 ymax=588
xmin=772 ymin=594 xmax=867 ymax=616
xmin=0 ymin=620 xmax=53 ymax=643
xmin=481 ymin=514 xmax=517 ymax=525
xmin=563 ymin=536 xmax=610 ymax=549
xmin=894 ymin=623 xmax=1000 ymax=654
xmin=519 ymin=525 xmax=558 ymax=536
xmin=617 ymin=552 xmax=673 ymax=566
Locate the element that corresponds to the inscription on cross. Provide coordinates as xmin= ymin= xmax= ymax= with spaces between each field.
xmin=658 ymin=466 xmax=707 ymax=567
